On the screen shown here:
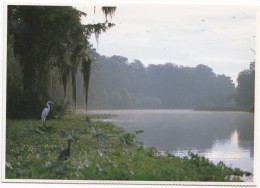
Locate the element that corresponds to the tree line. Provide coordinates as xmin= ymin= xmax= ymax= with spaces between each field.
xmin=84 ymin=55 xmax=254 ymax=110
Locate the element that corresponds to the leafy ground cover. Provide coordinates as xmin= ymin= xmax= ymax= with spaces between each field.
xmin=5 ymin=114 xmax=251 ymax=181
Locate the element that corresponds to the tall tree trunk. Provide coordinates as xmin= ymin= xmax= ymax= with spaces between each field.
xmin=22 ymin=56 xmax=41 ymax=118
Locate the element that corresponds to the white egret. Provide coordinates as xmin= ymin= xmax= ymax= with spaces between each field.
xmin=41 ymin=101 xmax=53 ymax=124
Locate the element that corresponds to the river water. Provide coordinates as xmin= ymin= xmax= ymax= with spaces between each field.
xmin=88 ymin=109 xmax=254 ymax=173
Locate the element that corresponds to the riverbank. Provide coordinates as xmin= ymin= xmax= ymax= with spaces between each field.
xmin=5 ymin=113 xmax=252 ymax=181
xmin=193 ymin=106 xmax=254 ymax=112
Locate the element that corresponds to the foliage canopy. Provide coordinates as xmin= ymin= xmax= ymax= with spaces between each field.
xmin=235 ymin=62 xmax=255 ymax=107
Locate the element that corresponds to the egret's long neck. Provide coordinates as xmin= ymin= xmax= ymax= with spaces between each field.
xmin=47 ymin=103 xmax=50 ymax=110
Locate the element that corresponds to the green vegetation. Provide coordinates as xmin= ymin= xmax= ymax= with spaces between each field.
xmin=6 ymin=114 xmax=251 ymax=181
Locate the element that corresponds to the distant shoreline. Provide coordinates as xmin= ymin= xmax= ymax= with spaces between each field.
xmin=76 ymin=106 xmax=254 ymax=113
xmin=193 ymin=106 xmax=254 ymax=112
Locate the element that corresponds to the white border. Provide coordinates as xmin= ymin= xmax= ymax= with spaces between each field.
xmin=1 ymin=0 xmax=260 ymax=187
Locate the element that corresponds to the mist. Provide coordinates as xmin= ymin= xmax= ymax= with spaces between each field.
xmin=74 ymin=54 xmax=238 ymax=110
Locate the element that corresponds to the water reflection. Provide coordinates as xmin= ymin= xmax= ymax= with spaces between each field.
xmin=203 ymin=129 xmax=253 ymax=172
xmin=89 ymin=110 xmax=254 ymax=173
xmin=231 ymin=129 xmax=239 ymax=145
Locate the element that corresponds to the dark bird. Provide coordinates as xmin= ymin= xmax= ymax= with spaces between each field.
xmin=135 ymin=130 xmax=144 ymax=134
xmin=85 ymin=116 xmax=91 ymax=123
xmin=201 ymin=19 xmax=205 ymax=22
xmin=59 ymin=139 xmax=73 ymax=161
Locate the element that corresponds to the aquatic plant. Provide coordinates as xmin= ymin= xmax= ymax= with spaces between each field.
xmin=5 ymin=114 xmax=251 ymax=181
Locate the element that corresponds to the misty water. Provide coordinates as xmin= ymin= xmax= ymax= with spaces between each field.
xmin=88 ymin=110 xmax=254 ymax=173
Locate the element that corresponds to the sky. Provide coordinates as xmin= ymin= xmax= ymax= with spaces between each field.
xmin=75 ymin=3 xmax=257 ymax=84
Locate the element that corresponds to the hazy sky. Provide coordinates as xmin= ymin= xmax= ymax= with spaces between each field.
xmin=76 ymin=3 xmax=257 ymax=84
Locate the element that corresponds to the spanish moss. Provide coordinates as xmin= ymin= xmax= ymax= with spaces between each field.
xmin=102 ymin=7 xmax=116 ymax=21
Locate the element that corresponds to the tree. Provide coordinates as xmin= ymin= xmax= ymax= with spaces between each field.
xmin=235 ymin=62 xmax=255 ymax=107
xmin=7 ymin=5 xmax=116 ymax=118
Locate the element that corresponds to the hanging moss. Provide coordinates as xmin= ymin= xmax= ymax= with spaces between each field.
xmin=81 ymin=56 xmax=92 ymax=112
xmin=102 ymin=7 xmax=116 ymax=21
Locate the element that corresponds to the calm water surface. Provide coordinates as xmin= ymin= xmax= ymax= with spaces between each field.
xmin=89 ymin=110 xmax=254 ymax=173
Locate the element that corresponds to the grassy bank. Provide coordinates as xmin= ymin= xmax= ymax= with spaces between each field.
xmin=5 ymin=114 xmax=251 ymax=181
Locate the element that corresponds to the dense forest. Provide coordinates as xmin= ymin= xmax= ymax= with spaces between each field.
xmin=80 ymin=54 xmax=255 ymax=110
xmin=88 ymin=56 xmax=235 ymax=109
xmin=6 ymin=6 xmax=255 ymax=119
